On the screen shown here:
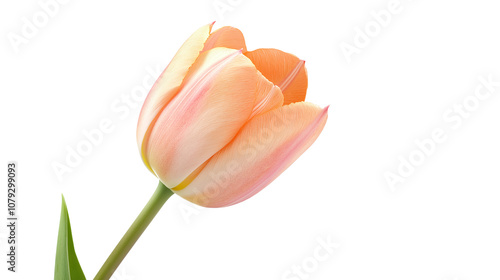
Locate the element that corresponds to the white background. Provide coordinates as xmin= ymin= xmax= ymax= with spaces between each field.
xmin=1 ymin=0 xmax=500 ymax=279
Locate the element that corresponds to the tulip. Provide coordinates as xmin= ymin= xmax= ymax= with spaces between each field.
xmin=95 ymin=23 xmax=328 ymax=280
xmin=136 ymin=22 xmax=328 ymax=207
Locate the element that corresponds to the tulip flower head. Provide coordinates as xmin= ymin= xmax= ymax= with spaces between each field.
xmin=137 ymin=23 xmax=328 ymax=207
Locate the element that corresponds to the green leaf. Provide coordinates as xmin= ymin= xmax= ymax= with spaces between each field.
xmin=54 ymin=195 xmax=86 ymax=280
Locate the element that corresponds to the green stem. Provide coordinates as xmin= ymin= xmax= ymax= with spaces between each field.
xmin=94 ymin=181 xmax=174 ymax=280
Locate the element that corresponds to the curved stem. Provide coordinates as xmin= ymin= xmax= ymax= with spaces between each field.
xmin=94 ymin=181 xmax=174 ymax=280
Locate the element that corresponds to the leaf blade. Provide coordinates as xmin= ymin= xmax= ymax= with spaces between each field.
xmin=54 ymin=195 xmax=86 ymax=280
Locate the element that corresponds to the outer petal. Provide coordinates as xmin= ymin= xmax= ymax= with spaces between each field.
xmin=137 ymin=23 xmax=213 ymax=172
xmin=146 ymin=48 xmax=258 ymax=188
xmin=202 ymin=26 xmax=247 ymax=52
xmin=245 ymin=48 xmax=308 ymax=105
xmin=174 ymin=102 xmax=328 ymax=207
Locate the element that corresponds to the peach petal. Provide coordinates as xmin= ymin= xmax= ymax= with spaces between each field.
xmin=146 ymin=48 xmax=258 ymax=188
xmin=203 ymin=26 xmax=247 ymax=52
xmin=245 ymin=48 xmax=308 ymax=105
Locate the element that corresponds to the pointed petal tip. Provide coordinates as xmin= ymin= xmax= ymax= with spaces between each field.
xmin=320 ymin=105 xmax=330 ymax=118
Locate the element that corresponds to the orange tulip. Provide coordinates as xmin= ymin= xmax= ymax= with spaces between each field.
xmin=137 ymin=23 xmax=328 ymax=207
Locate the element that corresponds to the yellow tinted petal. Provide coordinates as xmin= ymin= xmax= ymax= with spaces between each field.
xmin=137 ymin=23 xmax=213 ymax=172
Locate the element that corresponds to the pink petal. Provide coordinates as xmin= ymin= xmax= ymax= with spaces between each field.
xmin=174 ymin=102 xmax=328 ymax=207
